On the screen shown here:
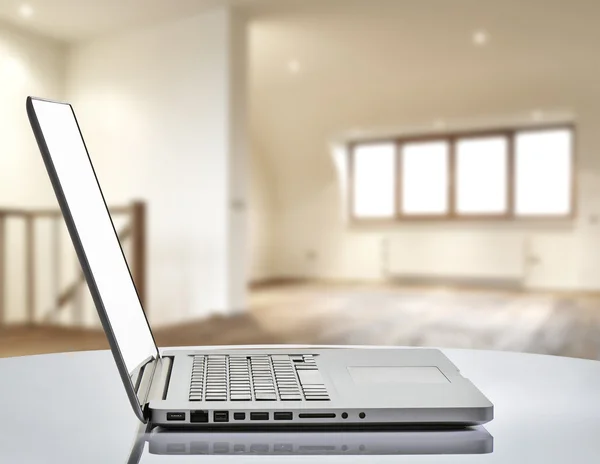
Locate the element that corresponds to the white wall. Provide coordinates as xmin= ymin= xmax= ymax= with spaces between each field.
xmin=226 ymin=9 xmax=250 ymax=309
xmin=0 ymin=22 xmax=65 ymax=323
xmin=66 ymin=7 xmax=248 ymax=325
xmin=0 ymin=22 xmax=65 ymax=208
xmin=249 ymin=1 xmax=600 ymax=291
xmin=248 ymin=146 xmax=275 ymax=282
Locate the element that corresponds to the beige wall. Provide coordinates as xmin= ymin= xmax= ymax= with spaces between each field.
xmin=2 ymin=8 xmax=255 ymax=327
xmin=0 ymin=22 xmax=65 ymax=323
xmin=0 ymin=22 xmax=65 ymax=208
xmin=248 ymin=144 xmax=275 ymax=282
xmin=0 ymin=6 xmax=302 ymax=327
xmin=66 ymin=8 xmax=248 ymax=325
xmin=248 ymin=0 xmax=600 ymax=291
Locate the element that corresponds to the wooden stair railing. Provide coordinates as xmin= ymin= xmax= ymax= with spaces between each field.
xmin=0 ymin=201 xmax=147 ymax=328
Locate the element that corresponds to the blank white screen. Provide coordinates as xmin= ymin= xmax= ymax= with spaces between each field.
xmin=31 ymin=99 xmax=158 ymax=374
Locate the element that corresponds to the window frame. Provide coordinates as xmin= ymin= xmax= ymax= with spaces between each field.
xmin=348 ymin=124 xmax=576 ymax=222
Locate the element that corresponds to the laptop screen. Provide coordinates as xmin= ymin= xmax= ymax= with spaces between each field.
xmin=29 ymin=98 xmax=158 ymax=377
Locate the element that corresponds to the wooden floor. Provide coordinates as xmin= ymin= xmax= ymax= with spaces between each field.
xmin=2 ymin=282 xmax=600 ymax=360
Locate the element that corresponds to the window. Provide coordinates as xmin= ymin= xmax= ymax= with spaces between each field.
xmin=455 ymin=136 xmax=508 ymax=215
xmin=401 ymin=141 xmax=449 ymax=215
xmin=349 ymin=125 xmax=574 ymax=220
xmin=515 ymin=129 xmax=573 ymax=216
xmin=351 ymin=143 xmax=396 ymax=218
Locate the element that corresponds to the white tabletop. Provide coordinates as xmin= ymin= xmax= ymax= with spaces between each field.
xmin=0 ymin=346 xmax=599 ymax=463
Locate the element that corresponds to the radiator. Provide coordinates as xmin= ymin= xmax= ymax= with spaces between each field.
xmin=384 ymin=232 xmax=526 ymax=287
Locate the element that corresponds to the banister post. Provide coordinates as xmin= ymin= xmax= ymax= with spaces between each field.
xmin=130 ymin=201 xmax=147 ymax=313
xmin=0 ymin=214 xmax=5 ymax=328
xmin=25 ymin=215 xmax=35 ymax=326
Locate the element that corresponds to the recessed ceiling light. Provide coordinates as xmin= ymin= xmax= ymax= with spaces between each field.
xmin=472 ymin=30 xmax=489 ymax=46
xmin=287 ymin=60 xmax=300 ymax=74
xmin=19 ymin=4 xmax=34 ymax=18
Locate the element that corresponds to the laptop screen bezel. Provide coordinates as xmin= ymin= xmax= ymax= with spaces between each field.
xmin=26 ymin=96 xmax=159 ymax=423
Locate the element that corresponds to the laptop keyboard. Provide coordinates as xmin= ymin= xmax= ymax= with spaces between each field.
xmin=188 ymin=354 xmax=329 ymax=402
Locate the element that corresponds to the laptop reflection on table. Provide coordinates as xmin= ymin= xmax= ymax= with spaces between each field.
xmin=128 ymin=425 xmax=493 ymax=461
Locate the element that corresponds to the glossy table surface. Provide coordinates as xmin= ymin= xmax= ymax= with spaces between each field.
xmin=0 ymin=345 xmax=599 ymax=463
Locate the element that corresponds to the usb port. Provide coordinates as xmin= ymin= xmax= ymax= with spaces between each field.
xmin=274 ymin=412 xmax=293 ymax=420
xmin=250 ymin=412 xmax=269 ymax=421
xmin=214 ymin=411 xmax=229 ymax=422
xmin=166 ymin=412 xmax=186 ymax=421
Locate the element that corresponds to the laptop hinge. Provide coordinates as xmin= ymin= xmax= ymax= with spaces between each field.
xmin=135 ymin=356 xmax=159 ymax=418
xmin=147 ymin=356 xmax=173 ymax=403
xmin=134 ymin=355 xmax=173 ymax=420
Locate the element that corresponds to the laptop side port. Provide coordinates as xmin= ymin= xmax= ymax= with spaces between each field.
xmin=190 ymin=410 xmax=209 ymax=423
xmin=273 ymin=412 xmax=293 ymax=420
xmin=166 ymin=412 xmax=186 ymax=421
xmin=214 ymin=411 xmax=229 ymax=422
xmin=250 ymin=412 xmax=269 ymax=421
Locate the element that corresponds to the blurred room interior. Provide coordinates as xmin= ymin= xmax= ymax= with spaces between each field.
xmin=1 ymin=0 xmax=599 ymax=360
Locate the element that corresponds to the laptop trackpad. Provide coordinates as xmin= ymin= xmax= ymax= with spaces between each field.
xmin=347 ymin=366 xmax=449 ymax=384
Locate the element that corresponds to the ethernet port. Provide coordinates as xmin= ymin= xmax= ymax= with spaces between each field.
xmin=190 ymin=410 xmax=209 ymax=423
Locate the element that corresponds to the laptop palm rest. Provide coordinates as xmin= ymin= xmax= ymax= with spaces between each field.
xmin=347 ymin=366 xmax=450 ymax=384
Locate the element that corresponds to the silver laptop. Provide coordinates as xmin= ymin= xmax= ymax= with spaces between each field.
xmin=26 ymin=96 xmax=493 ymax=428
